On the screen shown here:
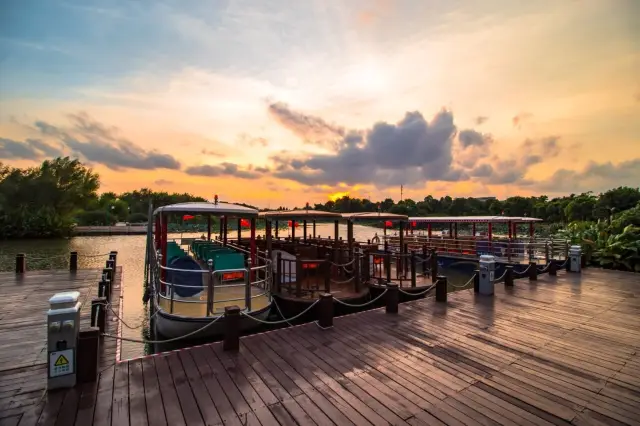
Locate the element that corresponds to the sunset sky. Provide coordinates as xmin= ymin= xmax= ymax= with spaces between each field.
xmin=1 ymin=0 xmax=639 ymax=208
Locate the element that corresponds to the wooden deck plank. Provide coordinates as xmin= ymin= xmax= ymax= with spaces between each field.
xmin=5 ymin=266 xmax=640 ymax=425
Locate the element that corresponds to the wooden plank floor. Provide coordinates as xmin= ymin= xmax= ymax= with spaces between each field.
xmin=7 ymin=267 xmax=640 ymax=426
xmin=0 ymin=267 xmax=122 ymax=425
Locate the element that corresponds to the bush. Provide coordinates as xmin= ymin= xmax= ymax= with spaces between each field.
xmin=128 ymin=213 xmax=148 ymax=224
xmin=75 ymin=210 xmax=112 ymax=226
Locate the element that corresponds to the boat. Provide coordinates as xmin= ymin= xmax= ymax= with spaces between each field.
xmin=146 ymin=197 xmax=272 ymax=339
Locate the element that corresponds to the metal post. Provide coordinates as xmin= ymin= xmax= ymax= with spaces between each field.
xmin=548 ymin=260 xmax=557 ymax=276
xmin=69 ymin=252 xmax=78 ymax=271
xmin=223 ymin=306 xmax=241 ymax=351
xmin=385 ymin=283 xmax=398 ymax=314
xmin=505 ymin=266 xmax=514 ymax=287
xmin=318 ymin=293 xmax=333 ymax=328
xmin=324 ymin=255 xmax=331 ymax=293
xmin=436 ymin=276 xmax=447 ymax=302
xmin=354 ymin=253 xmax=361 ymax=293
xmin=15 ymin=253 xmax=25 ymax=273
xmin=474 ymin=269 xmax=480 ymax=293
xmin=385 ymin=251 xmax=391 ymax=283
xmin=77 ymin=327 xmax=100 ymax=383
xmin=529 ymin=262 xmax=537 ymax=281
xmin=90 ymin=297 xmax=107 ymax=332
xmin=245 ymin=260 xmax=252 ymax=312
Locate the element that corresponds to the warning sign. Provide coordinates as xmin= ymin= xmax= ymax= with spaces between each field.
xmin=49 ymin=349 xmax=74 ymax=377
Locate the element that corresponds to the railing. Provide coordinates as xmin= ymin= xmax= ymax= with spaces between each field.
xmin=149 ymin=238 xmax=271 ymax=317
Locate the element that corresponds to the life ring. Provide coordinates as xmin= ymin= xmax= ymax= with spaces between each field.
xmin=371 ymin=235 xmax=380 ymax=244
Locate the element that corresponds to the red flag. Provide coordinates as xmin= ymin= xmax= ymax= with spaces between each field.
xmin=384 ymin=220 xmax=392 ymax=227
xmin=288 ymin=220 xmax=299 ymax=227
xmin=411 ymin=221 xmax=417 ymax=227
xmin=183 ymin=214 xmax=195 ymax=220
xmin=240 ymin=218 xmax=250 ymax=228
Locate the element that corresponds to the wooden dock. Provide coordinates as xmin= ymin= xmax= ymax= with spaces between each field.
xmin=0 ymin=267 xmax=122 ymax=425
xmin=3 ymin=267 xmax=640 ymax=425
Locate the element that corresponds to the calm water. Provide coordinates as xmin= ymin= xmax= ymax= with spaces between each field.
xmin=0 ymin=223 xmax=472 ymax=360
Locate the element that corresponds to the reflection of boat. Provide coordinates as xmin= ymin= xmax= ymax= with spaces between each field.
xmin=146 ymin=198 xmax=271 ymax=339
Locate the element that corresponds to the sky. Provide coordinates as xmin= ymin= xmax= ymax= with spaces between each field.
xmin=1 ymin=0 xmax=639 ymax=208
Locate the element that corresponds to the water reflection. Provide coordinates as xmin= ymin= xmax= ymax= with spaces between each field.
xmin=0 ymin=223 xmax=474 ymax=359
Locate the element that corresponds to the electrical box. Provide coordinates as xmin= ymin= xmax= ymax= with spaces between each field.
xmin=47 ymin=291 xmax=81 ymax=390
xmin=569 ymin=245 xmax=582 ymax=273
xmin=479 ymin=255 xmax=496 ymax=296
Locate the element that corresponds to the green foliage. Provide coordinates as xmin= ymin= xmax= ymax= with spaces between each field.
xmin=127 ymin=213 xmax=148 ymax=223
xmin=552 ymin=204 xmax=640 ymax=272
xmin=0 ymin=157 xmax=100 ymax=238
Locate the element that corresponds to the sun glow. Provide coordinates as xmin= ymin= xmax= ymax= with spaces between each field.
xmin=328 ymin=191 xmax=350 ymax=202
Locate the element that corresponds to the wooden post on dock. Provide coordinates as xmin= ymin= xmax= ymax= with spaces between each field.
xmin=317 ymin=293 xmax=333 ymax=328
xmin=548 ymin=260 xmax=557 ymax=276
xmin=529 ymin=262 xmax=537 ymax=281
xmin=77 ymin=327 xmax=100 ymax=383
xmin=106 ymin=260 xmax=115 ymax=280
xmin=385 ymin=283 xmax=399 ymax=314
xmin=15 ymin=253 xmax=25 ymax=273
xmin=69 ymin=252 xmax=78 ymax=271
xmin=223 ymin=306 xmax=241 ymax=351
xmin=362 ymin=250 xmax=370 ymax=282
xmin=410 ymin=251 xmax=417 ymax=287
xmin=109 ymin=251 xmax=118 ymax=271
xmin=474 ymin=269 xmax=480 ymax=293
xmin=431 ymin=250 xmax=438 ymax=283
xmin=98 ymin=279 xmax=110 ymax=301
xmin=102 ymin=267 xmax=113 ymax=285
xmin=581 ymin=253 xmax=587 ymax=269
xmin=91 ymin=297 xmax=107 ymax=333
xmin=436 ymin=276 xmax=447 ymax=302
xmin=505 ymin=266 xmax=514 ymax=287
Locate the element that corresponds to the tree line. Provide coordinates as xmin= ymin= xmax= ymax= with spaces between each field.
xmin=1 ymin=157 xmax=639 ymax=239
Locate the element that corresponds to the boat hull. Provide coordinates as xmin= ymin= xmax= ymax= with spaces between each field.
xmin=153 ymin=302 xmax=271 ymax=339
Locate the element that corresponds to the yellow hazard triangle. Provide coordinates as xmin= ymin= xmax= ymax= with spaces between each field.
xmin=54 ymin=355 xmax=69 ymax=366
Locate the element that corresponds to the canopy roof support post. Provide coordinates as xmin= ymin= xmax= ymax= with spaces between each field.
xmin=399 ymin=221 xmax=405 ymax=274
xmin=472 ymin=223 xmax=476 ymax=237
xmin=313 ymin=220 xmax=316 ymax=238
xmin=266 ymin=219 xmax=272 ymax=259
xmin=160 ymin=212 xmax=168 ymax=287
xmin=334 ymin=220 xmax=339 ymax=243
xmin=529 ymin=222 xmax=534 ymax=239
xmin=250 ymin=217 xmax=256 ymax=282
xmin=454 ymin=223 xmax=458 ymax=239
xmin=275 ymin=220 xmax=279 ymax=239
xmin=154 ymin=215 xmax=161 ymax=249
xmin=508 ymin=221 xmax=512 ymax=239
xmin=347 ymin=220 xmax=354 ymax=260
xmin=291 ymin=220 xmax=296 ymax=241
xmin=207 ymin=215 xmax=211 ymax=241
xmin=513 ymin=222 xmax=517 ymax=239
xmin=449 ymin=223 xmax=453 ymax=238
xmin=303 ymin=220 xmax=307 ymax=242
xmin=223 ymin=216 xmax=228 ymax=246
xmin=237 ymin=218 xmax=242 ymax=245
xmin=428 ymin=223 xmax=432 ymax=239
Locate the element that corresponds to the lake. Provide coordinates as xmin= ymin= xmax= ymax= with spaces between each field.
xmin=0 ymin=223 xmax=473 ymax=360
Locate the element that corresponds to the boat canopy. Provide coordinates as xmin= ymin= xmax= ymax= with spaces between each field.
xmin=342 ymin=212 xmax=409 ymax=221
xmin=259 ymin=209 xmax=342 ymax=220
xmin=153 ymin=202 xmax=258 ymax=218
xmin=408 ymin=216 xmax=542 ymax=223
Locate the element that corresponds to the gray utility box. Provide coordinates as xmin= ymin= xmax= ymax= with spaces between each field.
xmin=569 ymin=245 xmax=582 ymax=273
xmin=47 ymin=291 xmax=81 ymax=390
xmin=478 ymin=255 xmax=496 ymax=296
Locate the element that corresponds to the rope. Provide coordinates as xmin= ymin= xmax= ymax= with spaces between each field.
xmin=492 ymin=270 xmax=507 ymax=283
xmin=398 ymin=284 xmax=435 ymax=297
xmin=330 ymin=259 xmax=354 ymax=268
xmin=241 ymin=299 xmax=320 ymax=325
xmin=333 ymin=289 xmax=388 ymax=308
xmin=102 ymin=314 xmax=223 ymax=344
xmin=272 ymin=297 xmax=294 ymax=327
xmin=448 ymin=275 xmax=475 ymax=289
xmin=330 ymin=276 xmax=355 ymax=285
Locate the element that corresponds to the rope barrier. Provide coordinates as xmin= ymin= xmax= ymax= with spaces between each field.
xmin=492 ymin=270 xmax=507 ymax=283
xmin=241 ymin=299 xmax=320 ymax=325
xmin=330 ymin=276 xmax=355 ymax=285
xmin=398 ymin=284 xmax=435 ymax=297
xmin=329 ymin=259 xmax=354 ymax=268
xmin=102 ymin=314 xmax=223 ymax=344
xmin=333 ymin=289 xmax=388 ymax=308
xmin=448 ymin=276 xmax=475 ymax=289
xmin=78 ymin=253 xmax=112 ymax=258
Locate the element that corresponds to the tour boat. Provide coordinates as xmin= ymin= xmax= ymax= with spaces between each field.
xmin=146 ymin=197 xmax=272 ymax=339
